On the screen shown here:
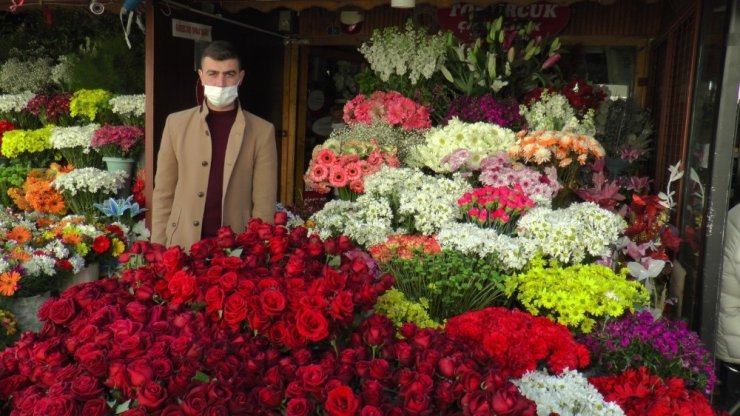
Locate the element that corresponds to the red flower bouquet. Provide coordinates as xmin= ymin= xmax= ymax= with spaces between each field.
xmin=589 ymin=366 xmax=724 ymax=416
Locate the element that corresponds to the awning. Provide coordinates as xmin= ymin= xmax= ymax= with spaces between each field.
xmin=2 ymin=0 xmax=656 ymax=13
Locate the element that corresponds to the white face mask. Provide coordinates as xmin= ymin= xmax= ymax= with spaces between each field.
xmin=203 ymin=85 xmax=239 ymax=108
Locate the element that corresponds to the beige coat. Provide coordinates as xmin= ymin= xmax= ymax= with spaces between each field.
xmin=717 ymin=203 xmax=740 ymax=364
xmin=151 ymin=102 xmax=277 ymax=249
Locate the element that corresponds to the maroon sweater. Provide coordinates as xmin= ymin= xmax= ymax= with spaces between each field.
xmin=202 ymin=107 xmax=237 ymax=239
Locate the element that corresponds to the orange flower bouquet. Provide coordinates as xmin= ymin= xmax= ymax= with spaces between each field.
xmin=508 ymin=130 xmax=605 ymax=206
xmin=7 ymin=163 xmax=72 ymax=215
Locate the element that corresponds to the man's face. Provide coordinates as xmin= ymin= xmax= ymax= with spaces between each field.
xmin=198 ymin=57 xmax=244 ymax=87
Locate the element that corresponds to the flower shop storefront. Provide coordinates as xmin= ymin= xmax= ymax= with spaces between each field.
xmin=1 ymin=0 xmax=740 ymax=414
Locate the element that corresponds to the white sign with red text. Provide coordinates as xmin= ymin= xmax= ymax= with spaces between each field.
xmin=172 ymin=19 xmax=212 ymax=42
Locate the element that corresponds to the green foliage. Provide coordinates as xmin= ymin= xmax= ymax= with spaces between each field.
xmin=594 ymin=98 xmax=654 ymax=177
xmin=381 ymin=249 xmax=509 ymax=321
xmin=0 ymin=160 xmax=31 ymax=208
xmin=66 ymin=35 xmax=144 ymax=94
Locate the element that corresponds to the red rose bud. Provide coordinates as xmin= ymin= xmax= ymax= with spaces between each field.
xmin=274 ymin=211 xmax=288 ymax=226
xmin=437 ymin=357 xmax=456 ymax=378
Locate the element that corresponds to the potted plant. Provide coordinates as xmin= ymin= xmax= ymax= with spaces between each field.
xmin=90 ymin=123 xmax=144 ymax=180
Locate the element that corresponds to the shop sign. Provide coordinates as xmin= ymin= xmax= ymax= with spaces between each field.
xmin=438 ymin=2 xmax=570 ymax=42
xmin=172 ymin=19 xmax=212 ymax=42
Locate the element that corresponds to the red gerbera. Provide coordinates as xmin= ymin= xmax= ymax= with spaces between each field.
xmin=92 ymin=235 xmax=111 ymax=254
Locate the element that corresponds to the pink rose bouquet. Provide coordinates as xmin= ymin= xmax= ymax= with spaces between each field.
xmin=304 ymin=139 xmax=399 ymax=201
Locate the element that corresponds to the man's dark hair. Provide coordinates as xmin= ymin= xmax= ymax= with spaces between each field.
xmin=201 ymin=40 xmax=242 ymax=69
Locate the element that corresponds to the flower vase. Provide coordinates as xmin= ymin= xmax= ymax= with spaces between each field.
xmin=60 ymin=262 xmax=100 ymax=292
xmin=102 ymin=156 xmax=134 ymax=197
xmin=10 ymin=292 xmax=51 ymax=333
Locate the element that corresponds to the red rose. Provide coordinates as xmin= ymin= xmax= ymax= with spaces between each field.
xmin=257 ymin=386 xmax=284 ymax=408
xmin=204 ymin=286 xmax=225 ymax=315
xmin=360 ymin=405 xmax=382 ymax=416
xmin=437 ymin=357 xmax=456 ymax=378
xmin=75 ymin=344 xmax=108 ymax=377
xmin=222 ymin=293 xmax=248 ymax=326
xmin=181 ymin=384 xmax=209 ymax=415
xmin=216 ymin=226 xmax=236 ymax=248
xmin=274 ymin=211 xmax=288 ymax=226
xmin=286 ymin=397 xmax=312 ymax=416
xmin=161 ymin=247 xmax=185 ymax=273
xmin=71 ymin=374 xmax=104 ymax=400
xmin=330 ymin=291 xmax=354 ymax=321
xmin=298 ymin=364 xmax=327 ymax=393
xmin=434 ymin=380 xmax=456 ymax=408
xmin=368 ymin=358 xmax=390 ymax=380
xmin=127 ymin=359 xmax=154 ymax=387
xmin=216 ymin=270 xmax=237 ymax=291
xmin=81 ymin=398 xmax=110 ymax=416
xmin=403 ymin=391 xmax=430 ymax=415
xmin=167 ymin=270 xmax=199 ymax=305
xmin=121 ymin=409 xmax=147 ymax=416
xmin=151 ymin=357 xmax=173 ymax=379
xmin=361 ymin=380 xmax=384 ymax=406
xmin=324 ymin=385 xmax=359 ymax=416
xmin=295 ymin=307 xmax=329 ymax=342
xmin=284 ymin=254 xmax=305 ymax=276
xmin=260 ymin=289 xmax=287 ymax=316
xmin=160 ymin=404 xmax=186 ymax=416
xmin=35 ymin=395 xmax=76 ymax=416
xmin=47 ymin=297 xmax=77 ymax=324
xmin=92 ymin=235 xmax=111 ymax=254
xmin=137 ymin=380 xmax=168 ymax=410
xmin=124 ymin=301 xmax=149 ymax=323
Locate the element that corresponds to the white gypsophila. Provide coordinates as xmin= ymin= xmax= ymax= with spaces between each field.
xmin=517 ymin=202 xmax=626 ymax=264
xmin=513 ymin=369 xmax=625 ymax=416
xmin=0 ymin=91 xmax=34 ymax=113
xmin=109 ymin=94 xmax=146 ymax=117
xmin=0 ymin=57 xmax=53 ymax=94
xmin=50 ymin=124 xmax=99 ymax=151
xmin=51 ymin=54 xmax=78 ymax=88
xmin=436 ymin=223 xmax=537 ymax=271
xmin=51 ymin=168 xmax=128 ymax=196
xmin=520 ymin=92 xmax=596 ymax=136
xmin=69 ymin=254 xmax=85 ymax=274
xmin=396 ymin=172 xmax=471 ymax=235
xmin=309 ymin=197 xmax=393 ymax=247
xmin=409 ymin=118 xmax=517 ymax=172
xmin=343 ymin=195 xmax=394 ymax=247
xmin=358 ymin=21 xmax=447 ymax=86
xmin=363 ymin=166 xmax=471 ymax=235
xmin=0 ymin=258 xmax=9 ymax=274
xmin=23 ymin=254 xmax=57 ymax=277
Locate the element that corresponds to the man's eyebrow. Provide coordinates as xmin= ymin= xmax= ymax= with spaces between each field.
xmin=205 ymin=69 xmax=238 ymax=75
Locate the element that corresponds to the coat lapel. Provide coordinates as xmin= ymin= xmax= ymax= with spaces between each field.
xmin=222 ymin=104 xmax=245 ymax=205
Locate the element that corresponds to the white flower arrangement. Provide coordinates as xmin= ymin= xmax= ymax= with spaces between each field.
xmin=520 ymin=91 xmax=596 ymax=136
xmin=50 ymin=124 xmax=99 ymax=151
xmin=0 ymin=57 xmax=53 ymax=94
xmin=51 ymin=54 xmax=78 ymax=90
xmin=309 ymin=167 xmax=470 ymax=246
xmin=109 ymin=94 xmax=145 ymax=118
xmin=0 ymin=91 xmax=34 ymax=114
xmin=309 ymin=197 xmax=393 ymax=247
xmin=513 ymin=369 xmax=625 ymax=416
xmin=436 ymin=222 xmax=537 ymax=271
xmin=0 ymin=258 xmax=9 ymax=274
xmin=52 ymin=167 xmax=128 ymax=196
xmin=23 ymin=254 xmax=57 ymax=278
xmin=358 ymin=21 xmax=447 ymax=86
xmin=516 ymin=202 xmax=627 ymax=264
xmin=328 ymin=122 xmax=426 ymax=165
xmin=363 ymin=166 xmax=471 ymax=235
xmin=409 ymin=118 xmax=517 ymax=172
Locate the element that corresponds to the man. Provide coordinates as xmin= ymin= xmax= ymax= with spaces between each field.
xmin=152 ymin=40 xmax=277 ymax=249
